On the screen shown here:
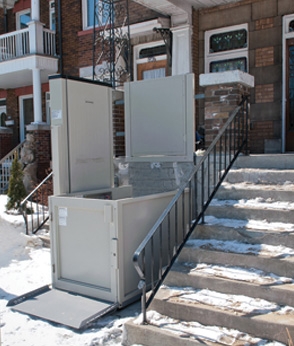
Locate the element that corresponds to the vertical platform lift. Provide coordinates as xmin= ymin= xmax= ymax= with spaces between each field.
xmin=8 ymin=74 xmax=194 ymax=329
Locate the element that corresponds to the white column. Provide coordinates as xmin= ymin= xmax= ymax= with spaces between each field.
xmin=32 ymin=68 xmax=43 ymax=123
xmin=28 ymin=0 xmax=43 ymax=54
xmin=171 ymin=25 xmax=192 ymax=76
xmin=31 ymin=0 xmax=40 ymax=21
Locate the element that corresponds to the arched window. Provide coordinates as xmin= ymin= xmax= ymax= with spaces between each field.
xmin=290 ymin=20 xmax=294 ymax=32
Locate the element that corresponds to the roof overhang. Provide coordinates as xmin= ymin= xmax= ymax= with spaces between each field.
xmin=132 ymin=0 xmax=244 ymax=17
xmin=0 ymin=0 xmax=17 ymax=9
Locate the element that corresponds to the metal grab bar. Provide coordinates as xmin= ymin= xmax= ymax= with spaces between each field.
xmin=133 ymin=95 xmax=249 ymax=323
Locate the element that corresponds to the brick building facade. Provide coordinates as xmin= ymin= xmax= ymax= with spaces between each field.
xmin=194 ymin=0 xmax=294 ymax=153
xmin=0 ymin=0 xmax=294 ymax=183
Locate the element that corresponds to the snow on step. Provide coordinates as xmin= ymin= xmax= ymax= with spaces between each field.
xmin=186 ymin=239 xmax=294 ymax=258
xmin=160 ymin=286 xmax=294 ymax=318
xmin=165 ymin=286 xmax=279 ymax=315
xmin=203 ymin=215 xmax=294 ymax=233
xmin=133 ymin=310 xmax=284 ymax=346
xmin=222 ymin=182 xmax=294 ymax=192
xmin=134 ymin=310 xmax=283 ymax=346
xmin=188 ymin=263 xmax=293 ymax=285
xmin=210 ymin=198 xmax=294 ymax=211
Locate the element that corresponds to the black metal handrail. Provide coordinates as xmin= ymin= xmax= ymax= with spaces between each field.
xmin=133 ymin=95 xmax=249 ymax=323
xmin=21 ymin=171 xmax=53 ymax=235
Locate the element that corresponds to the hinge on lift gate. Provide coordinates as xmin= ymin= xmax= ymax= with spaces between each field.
xmin=52 ymin=264 xmax=55 ymax=273
xmin=50 ymin=212 xmax=53 ymax=222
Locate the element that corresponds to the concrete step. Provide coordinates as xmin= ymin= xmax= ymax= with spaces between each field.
xmin=164 ymin=262 xmax=294 ymax=308
xmin=192 ymin=220 xmax=294 ymax=248
xmin=233 ymin=154 xmax=294 ymax=169
xmin=149 ymin=286 xmax=294 ymax=344
xmin=206 ymin=199 xmax=294 ymax=223
xmin=123 ymin=318 xmax=223 ymax=346
xmin=178 ymin=241 xmax=294 ymax=278
xmin=215 ymin=182 xmax=294 ymax=201
xmin=123 ymin=310 xmax=268 ymax=346
xmin=224 ymin=168 xmax=294 ymax=185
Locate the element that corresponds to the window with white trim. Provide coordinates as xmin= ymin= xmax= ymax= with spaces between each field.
xmin=205 ymin=24 xmax=248 ymax=73
xmin=16 ymin=9 xmax=31 ymax=30
xmin=50 ymin=1 xmax=56 ymax=31
xmin=82 ymin=0 xmax=111 ymax=30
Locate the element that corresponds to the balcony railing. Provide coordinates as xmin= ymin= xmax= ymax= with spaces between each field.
xmin=0 ymin=28 xmax=56 ymax=62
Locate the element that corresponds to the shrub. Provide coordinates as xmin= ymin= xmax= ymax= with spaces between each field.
xmin=6 ymin=153 xmax=27 ymax=213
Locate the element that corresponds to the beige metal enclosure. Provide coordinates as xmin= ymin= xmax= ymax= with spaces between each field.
xmin=50 ymin=189 xmax=176 ymax=305
xmin=125 ymin=74 xmax=195 ymax=162
xmin=50 ymin=76 xmax=115 ymax=195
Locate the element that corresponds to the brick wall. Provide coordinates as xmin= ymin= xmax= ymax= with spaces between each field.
xmin=196 ymin=0 xmax=294 ymax=153
xmin=27 ymin=127 xmax=51 ymax=180
xmin=55 ymin=0 xmax=81 ymax=76
xmin=203 ymin=83 xmax=250 ymax=148
xmin=6 ymin=89 xmax=19 ymax=147
xmin=0 ymin=130 xmax=13 ymax=158
xmin=113 ymin=103 xmax=125 ymax=157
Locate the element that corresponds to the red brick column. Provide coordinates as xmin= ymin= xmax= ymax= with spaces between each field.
xmin=113 ymin=103 xmax=125 ymax=157
xmin=200 ymin=71 xmax=254 ymax=148
xmin=26 ymin=124 xmax=51 ymax=181
xmin=0 ymin=128 xmax=13 ymax=159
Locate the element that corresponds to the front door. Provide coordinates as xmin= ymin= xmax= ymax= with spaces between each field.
xmin=137 ymin=59 xmax=167 ymax=80
xmin=20 ymin=96 xmax=34 ymax=141
xmin=286 ymin=39 xmax=294 ymax=151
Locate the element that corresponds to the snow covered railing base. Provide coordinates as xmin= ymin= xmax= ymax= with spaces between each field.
xmin=133 ymin=95 xmax=249 ymax=324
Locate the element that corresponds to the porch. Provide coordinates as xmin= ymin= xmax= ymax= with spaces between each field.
xmin=0 ymin=27 xmax=58 ymax=89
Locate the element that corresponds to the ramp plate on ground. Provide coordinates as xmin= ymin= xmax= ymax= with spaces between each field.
xmin=8 ymin=287 xmax=118 ymax=329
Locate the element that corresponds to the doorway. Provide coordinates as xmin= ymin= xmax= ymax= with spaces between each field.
xmin=134 ymin=42 xmax=168 ymax=81
xmin=286 ymin=39 xmax=294 ymax=151
xmin=19 ymin=95 xmax=34 ymax=141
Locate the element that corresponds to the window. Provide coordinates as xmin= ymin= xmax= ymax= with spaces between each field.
xmin=83 ymin=0 xmax=111 ymax=30
xmin=16 ymin=9 xmax=31 ymax=30
xmin=290 ymin=20 xmax=294 ymax=32
xmin=50 ymin=1 xmax=56 ymax=31
xmin=139 ymin=45 xmax=166 ymax=59
xmin=0 ymin=99 xmax=6 ymax=127
xmin=205 ymin=24 xmax=248 ymax=73
xmin=46 ymin=92 xmax=51 ymax=124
